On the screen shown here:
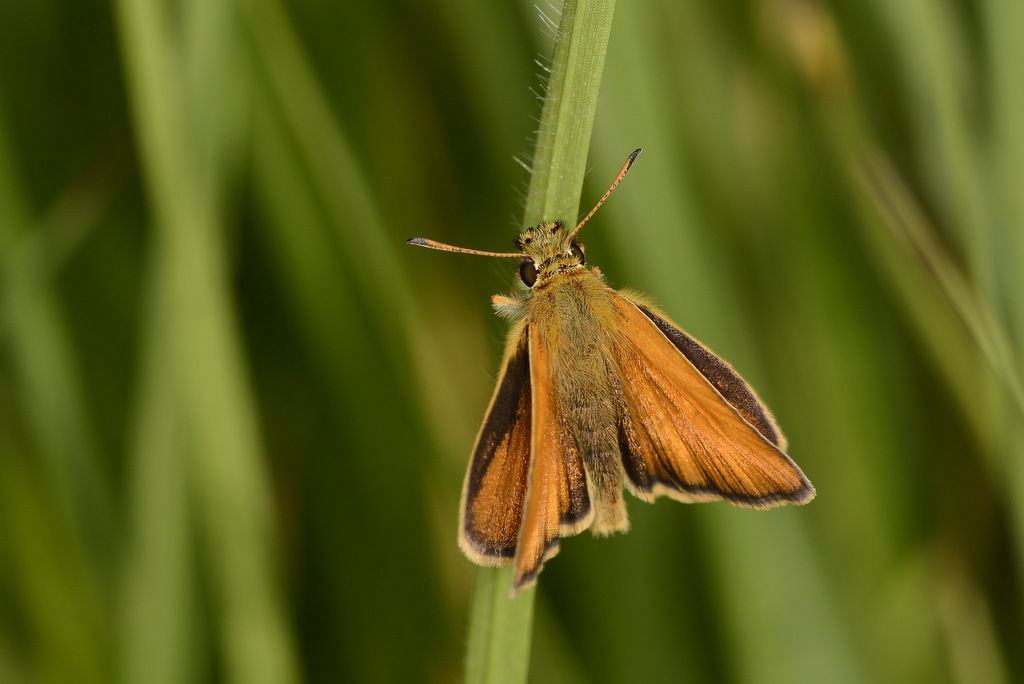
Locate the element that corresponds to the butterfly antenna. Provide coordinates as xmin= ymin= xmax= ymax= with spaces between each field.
xmin=569 ymin=148 xmax=642 ymax=239
xmin=406 ymin=237 xmax=523 ymax=258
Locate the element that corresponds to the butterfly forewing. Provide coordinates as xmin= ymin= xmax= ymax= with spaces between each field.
xmin=610 ymin=296 xmax=814 ymax=508
xmin=635 ymin=303 xmax=786 ymax=449
xmin=459 ymin=322 xmax=532 ymax=564
xmin=513 ymin=322 xmax=593 ymax=590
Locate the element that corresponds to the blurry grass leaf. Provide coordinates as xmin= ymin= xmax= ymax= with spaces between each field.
xmin=857 ymin=151 xmax=1024 ymax=419
xmin=112 ymin=0 xmax=300 ymax=681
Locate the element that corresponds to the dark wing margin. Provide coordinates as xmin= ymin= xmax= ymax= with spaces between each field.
xmin=459 ymin=322 xmax=533 ymax=564
xmin=635 ymin=303 xmax=786 ymax=449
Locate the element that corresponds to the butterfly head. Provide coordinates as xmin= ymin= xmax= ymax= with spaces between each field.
xmin=514 ymin=221 xmax=586 ymax=287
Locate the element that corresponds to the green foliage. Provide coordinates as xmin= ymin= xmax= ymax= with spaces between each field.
xmin=1 ymin=0 xmax=1022 ymax=682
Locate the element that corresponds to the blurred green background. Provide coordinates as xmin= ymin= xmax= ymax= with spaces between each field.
xmin=2 ymin=0 xmax=1023 ymax=682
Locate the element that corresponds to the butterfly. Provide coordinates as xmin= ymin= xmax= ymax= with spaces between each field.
xmin=408 ymin=149 xmax=814 ymax=593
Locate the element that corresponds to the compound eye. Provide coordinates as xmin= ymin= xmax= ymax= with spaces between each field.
xmin=519 ymin=260 xmax=538 ymax=287
xmin=569 ymin=242 xmax=585 ymax=265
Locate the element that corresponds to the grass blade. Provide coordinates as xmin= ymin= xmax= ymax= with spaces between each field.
xmin=464 ymin=0 xmax=621 ymax=680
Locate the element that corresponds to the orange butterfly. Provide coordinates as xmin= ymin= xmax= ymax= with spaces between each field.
xmin=409 ymin=150 xmax=814 ymax=593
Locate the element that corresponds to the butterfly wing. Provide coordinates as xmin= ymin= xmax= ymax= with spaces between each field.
xmin=459 ymin=320 xmax=592 ymax=590
xmin=459 ymin=321 xmax=533 ymax=565
xmin=610 ymin=295 xmax=814 ymax=508
xmin=513 ymin=320 xmax=592 ymax=590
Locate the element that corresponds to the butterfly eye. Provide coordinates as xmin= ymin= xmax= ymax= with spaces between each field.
xmin=519 ymin=260 xmax=538 ymax=287
xmin=570 ymin=242 xmax=585 ymax=265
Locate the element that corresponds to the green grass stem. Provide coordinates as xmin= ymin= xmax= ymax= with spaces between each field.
xmin=463 ymin=0 xmax=620 ymax=681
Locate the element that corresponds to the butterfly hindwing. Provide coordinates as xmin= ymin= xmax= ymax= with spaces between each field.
xmin=610 ymin=295 xmax=814 ymax=508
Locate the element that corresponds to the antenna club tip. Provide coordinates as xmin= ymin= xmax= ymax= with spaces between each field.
xmin=407 ymin=237 xmax=427 ymax=246
xmin=629 ymin=148 xmax=642 ymax=162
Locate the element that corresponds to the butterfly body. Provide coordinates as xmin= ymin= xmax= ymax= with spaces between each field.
xmin=496 ymin=221 xmax=633 ymax=536
xmin=408 ymin=151 xmax=814 ymax=593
